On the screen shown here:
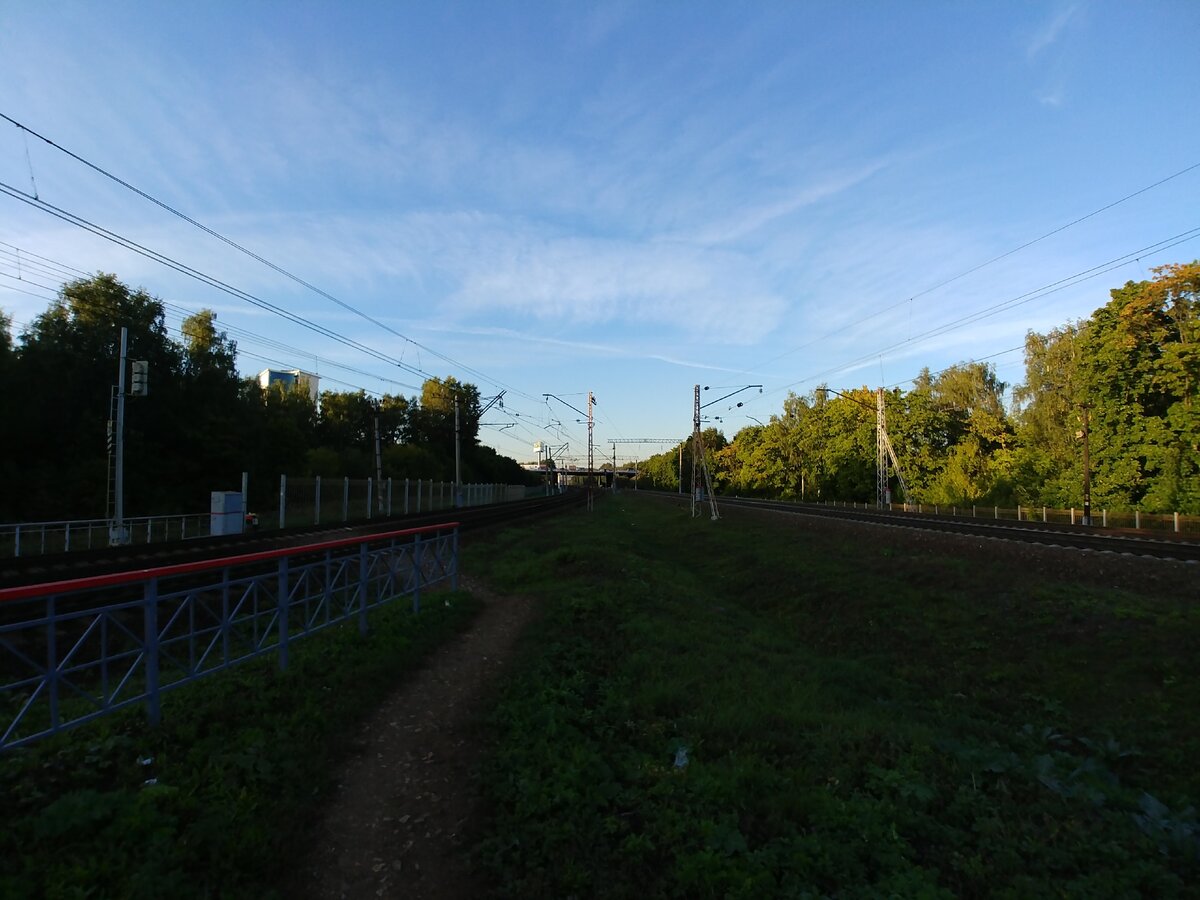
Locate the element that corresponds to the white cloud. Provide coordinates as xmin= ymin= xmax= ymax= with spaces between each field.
xmin=448 ymin=231 xmax=786 ymax=342
xmin=679 ymin=160 xmax=890 ymax=246
xmin=1026 ymin=4 xmax=1081 ymax=58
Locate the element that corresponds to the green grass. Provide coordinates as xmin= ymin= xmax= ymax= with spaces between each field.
xmin=0 ymin=589 xmax=482 ymax=900
xmin=470 ymin=494 xmax=1200 ymax=898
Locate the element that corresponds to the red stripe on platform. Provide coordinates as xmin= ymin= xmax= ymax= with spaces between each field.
xmin=0 ymin=522 xmax=460 ymax=603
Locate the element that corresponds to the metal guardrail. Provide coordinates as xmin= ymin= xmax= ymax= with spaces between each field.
xmin=812 ymin=500 xmax=1198 ymax=536
xmin=0 ymin=514 xmax=213 ymax=558
xmin=1 ymin=480 xmax=536 ymax=559
xmin=0 ymin=523 xmax=459 ymax=751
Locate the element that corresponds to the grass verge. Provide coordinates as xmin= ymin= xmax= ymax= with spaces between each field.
xmin=471 ymin=494 xmax=1199 ymax=898
xmin=0 ymin=589 xmax=482 ymax=899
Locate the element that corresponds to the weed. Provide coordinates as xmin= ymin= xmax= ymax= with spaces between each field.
xmin=0 ymin=590 xmax=482 ymax=898
xmin=471 ymin=496 xmax=1200 ymax=897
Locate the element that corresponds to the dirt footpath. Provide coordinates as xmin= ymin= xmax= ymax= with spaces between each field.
xmin=295 ymin=577 xmax=536 ymax=900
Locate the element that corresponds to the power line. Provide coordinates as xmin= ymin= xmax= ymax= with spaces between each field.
xmin=0 ymin=179 xmax=434 ymax=376
xmin=0 ymin=242 xmax=424 ymax=393
xmin=0 ymin=112 xmax=538 ymax=402
xmin=773 ymin=224 xmax=1200 ymax=396
xmin=881 ymin=345 xmax=1025 ymax=390
xmin=759 ymin=160 xmax=1200 ymax=369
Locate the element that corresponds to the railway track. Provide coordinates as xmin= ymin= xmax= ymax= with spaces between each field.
xmin=701 ymin=495 xmax=1200 ymax=563
xmin=0 ymin=492 xmax=586 ymax=589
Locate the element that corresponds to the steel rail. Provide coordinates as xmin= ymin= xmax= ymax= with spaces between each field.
xmin=655 ymin=492 xmax=1200 ymax=563
xmin=0 ymin=492 xmax=584 ymax=590
xmin=0 ymin=522 xmax=459 ymax=603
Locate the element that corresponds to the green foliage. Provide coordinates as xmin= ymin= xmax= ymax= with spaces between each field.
xmin=470 ymin=496 xmax=1200 ymax=896
xmin=0 ymin=591 xmax=482 ymax=899
xmin=7 ymin=262 xmax=1197 ymax=520
xmin=631 ymin=263 xmax=1199 ymax=514
xmin=0 ymin=274 xmax=536 ymax=520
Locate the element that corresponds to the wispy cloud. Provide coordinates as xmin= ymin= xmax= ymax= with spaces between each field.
xmin=678 ymin=160 xmax=890 ymax=246
xmin=447 ymin=230 xmax=787 ymax=342
xmin=1035 ymin=85 xmax=1066 ymax=108
xmin=1026 ymin=4 xmax=1081 ymax=58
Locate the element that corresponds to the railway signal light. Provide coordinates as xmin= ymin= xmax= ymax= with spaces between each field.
xmin=130 ymin=360 xmax=149 ymax=397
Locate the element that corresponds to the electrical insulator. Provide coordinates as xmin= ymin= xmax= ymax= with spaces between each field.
xmin=130 ymin=360 xmax=149 ymax=397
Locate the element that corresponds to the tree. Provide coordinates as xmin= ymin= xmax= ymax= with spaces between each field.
xmin=914 ymin=363 xmax=1014 ymax=505
xmin=316 ymin=390 xmax=377 ymax=475
xmin=7 ymin=274 xmax=184 ymax=517
xmin=1076 ymin=263 xmax=1200 ymax=511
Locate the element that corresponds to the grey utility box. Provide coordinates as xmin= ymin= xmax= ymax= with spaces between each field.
xmin=210 ymin=491 xmax=245 ymax=536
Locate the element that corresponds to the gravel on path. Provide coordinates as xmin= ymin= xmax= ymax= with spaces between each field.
xmin=294 ymin=577 xmax=536 ymax=900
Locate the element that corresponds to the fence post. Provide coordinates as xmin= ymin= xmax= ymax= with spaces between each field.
xmin=413 ymin=534 xmax=422 ymax=614
xmin=144 ymin=578 xmax=161 ymax=726
xmin=1103 ymin=509 xmax=1107 ymax=527
xmin=46 ymin=595 xmax=59 ymax=731
xmin=277 ymin=557 xmax=290 ymax=670
xmin=1042 ymin=507 xmax=1047 ymax=523
xmin=359 ymin=542 xmax=370 ymax=636
xmin=315 ymin=476 xmax=322 ymax=525
xmin=1135 ymin=510 xmax=1141 ymax=529
xmin=221 ymin=567 xmax=232 ymax=664
xmin=343 ymin=477 xmax=350 ymax=522
xmin=387 ymin=478 xmax=393 ymax=516
xmin=416 ymin=478 xmax=422 ymax=513
xmin=405 ymin=478 xmax=410 ymax=515
xmin=1071 ymin=508 xmax=1075 ymax=525
xmin=452 ymin=528 xmax=459 ymax=592
xmin=323 ymin=550 xmax=333 ymax=628
xmin=367 ymin=478 xmax=374 ymax=520
xmin=279 ymin=474 xmax=287 ymax=529
xmin=1175 ymin=512 xmax=1180 ymax=533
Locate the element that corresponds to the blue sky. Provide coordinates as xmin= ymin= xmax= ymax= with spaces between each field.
xmin=1 ymin=1 xmax=1197 ymax=467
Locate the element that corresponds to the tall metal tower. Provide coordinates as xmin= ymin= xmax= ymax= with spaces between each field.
xmin=875 ymin=387 xmax=910 ymax=508
xmin=691 ymin=385 xmax=720 ymax=520
xmin=587 ymin=392 xmax=595 ymax=511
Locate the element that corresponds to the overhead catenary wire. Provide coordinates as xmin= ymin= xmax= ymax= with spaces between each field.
xmin=0 ymin=179 xmax=435 ymax=376
xmin=0 ymin=239 xmax=432 ymax=394
xmin=881 ymin=344 xmax=1025 ymax=391
xmin=0 ymin=112 xmax=539 ymax=403
xmin=768 ymin=224 xmax=1200 ymax=398
xmin=757 ymin=159 xmax=1200 ymax=370
xmin=0 ymin=245 xmax=561 ymax=434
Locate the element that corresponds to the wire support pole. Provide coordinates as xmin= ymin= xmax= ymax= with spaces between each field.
xmin=454 ymin=396 xmax=463 ymax=508
xmin=817 ymin=385 xmax=909 ymax=509
xmin=587 ymin=392 xmax=595 ymax=511
xmin=876 ymin=388 xmax=887 ymax=509
xmin=543 ymin=392 xmax=596 ymax=510
xmin=110 ymin=327 xmax=128 ymax=546
xmin=691 ymin=385 xmax=720 ymax=520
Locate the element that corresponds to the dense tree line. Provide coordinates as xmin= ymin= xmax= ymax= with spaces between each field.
xmin=635 ymin=263 xmax=1199 ymax=514
xmin=0 ymin=274 xmax=538 ymax=521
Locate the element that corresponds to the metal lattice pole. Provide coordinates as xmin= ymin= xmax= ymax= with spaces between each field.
xmin=877 ymin=388 xmax=887 ymax=509
xmin=692 ymin=385 xmax=702 ymax=517
xmin=587 ymin=391 xmax=595 ymax=511
xmin=691 ymin=385 xmax=720 ymax=520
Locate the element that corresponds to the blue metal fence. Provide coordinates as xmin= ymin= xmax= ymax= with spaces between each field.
xmin=0 ymin=523 xmax=459 ymax=751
